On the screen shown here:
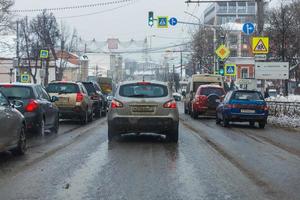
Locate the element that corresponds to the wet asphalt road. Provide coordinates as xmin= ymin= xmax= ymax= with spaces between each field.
xmin=0 ymin=103 xmax=299 ymax=200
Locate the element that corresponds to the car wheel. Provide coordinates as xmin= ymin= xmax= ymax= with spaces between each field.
xmin=51 ymin=115 xmax=60 ymax=134
xmin=101 ymin=107 xmax=107 ymax=117
xmin=95 ymin=107 xmax=102 ymax=118
xmin=81 ymin=111 xmax=88 ymax=125
xmin=12 ymin=126 xmax=27 ymax=155
xmin=259 ymin=121 xmax=266 ymax=129
xmin=88 ymin=110 xmax=94 ymax=122
xmin=166 ymin=125 xmax=179 ymax=143
xmin=108 ymin=125 xmax=116 ymax=142
xmin=184 ymin=104 xmax=188 ymax=114
xmin=222 ymin=115 xmax=229 ymax=127
xmin=191 ymin=109 xmax=198 ymax=119
xmin=249 ymin=121 xmax=255 ymax=127
xmin=35 ymin=118 xmax=45 ymax=136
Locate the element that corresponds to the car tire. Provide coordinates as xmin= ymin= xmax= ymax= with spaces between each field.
xmin=108 ymin=125 xmax=116 ymax=142
xmin=191 ymin=110 xmax=198 ymax=119
xmin=12 ymin=126 xmax=26 ymax=156
xmin=51 ymin=115 xmax=60 ymax=134
xmin=166 ymin=125 xmax=179 ymax=143
xmin=95 ymin=107 xmax=102 ymax=118
xmin=88 ymin=110 xmax=94 ymax=122
xmin=184 ymin=104 xmax=188 ymax=114
xmin=259 ymin=121 xmax=266 ymax=129
xmin=222 ymin=115 xmax=229 ymax=127
xmin=101 ymin=108 xmax=107 ymax=117
xmin=35 ymin=118 xmax=45 ymax=136
xmin=249 ymin=121 xmax=255 ymax=127
xmin=81 ymin=111 xmax=88 ymax=125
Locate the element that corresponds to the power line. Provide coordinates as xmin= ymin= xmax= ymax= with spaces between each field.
xmin=11 ymin=0 xmax=134 ymax=13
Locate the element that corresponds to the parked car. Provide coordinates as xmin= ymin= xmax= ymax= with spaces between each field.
xmin=107 ymin=81 xmax=179 ymax=142
xmin=0 ymin=91 xmax=26 ymax=155
xmin=0 ymin=83 xmax=60 ymax=135
xmin=190 ymin=85 xmax=225 ymax=118
xmin=216 ymin=90 xmax=269 ymax=128
xmin=184 ymin=74 xmax=224 ymax=115
xmin=80 ymin=81 xmax=107 ymax=118
xmin=46 ymin=81 xmax=93 ymax=124
xmin=268 ymin=89 xmax=278 ymax=98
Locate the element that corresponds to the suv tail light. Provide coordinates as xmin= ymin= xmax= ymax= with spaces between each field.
xmin=163 ymin=100 xmax=177 ymax=109
xmin=111 ymin=99 xmax=123 ymax=108
xmin=263 ymin=105 xmax=269 ymax=111
xmin=76 ymin=93 xmax=84 ymax=102
xmin=25 ymin=100 xmax=39 ymax=112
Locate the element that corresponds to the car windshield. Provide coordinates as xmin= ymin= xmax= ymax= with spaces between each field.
xmin=119 ymin=83 xmax=168 ymax=98
xmin=46 ymin=83 xmax=79 ymax=94
xmin=194 ymin=82 xmax=221 ymax=92
xmin=232 ymin=91 xmax=264 ymax=101
xmin=201 ymin=87 xmax=225 ymax=96
xmin=82 ymin=83 xmax=96 ymax=95
xmin=0 ymin=86 xmax=34 ymax=99
xmin=0 ymin=92 xmax=9 ymax=106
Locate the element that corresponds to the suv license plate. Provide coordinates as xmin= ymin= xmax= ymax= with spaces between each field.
xmin=132 ymin=107 xmax=154 ymax=113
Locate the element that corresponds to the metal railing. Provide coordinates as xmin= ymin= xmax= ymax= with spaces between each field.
xmin=266 ymin=101 xmax=300 ymax=117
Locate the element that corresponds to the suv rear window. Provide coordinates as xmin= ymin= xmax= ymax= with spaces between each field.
xmin=82 ymin=82 xmax=96 ymax=95
xmin=200 ymin=87 xmax=225 ymax=96
xmin=119 ymin=83 xmax=168 ymax=98
xmin=46 ymin=83 xmax=79 ymax=94
xmin=0 ymin=85 xmax=34 ymax=99
xmin=232 ymin=91 xmax=264 ymax=101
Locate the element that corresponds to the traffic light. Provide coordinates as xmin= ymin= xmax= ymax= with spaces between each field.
xmin=148 ymin=11 xmax=154 ymax=27
xmin=219 ymin=60 xmax=225 ymax=76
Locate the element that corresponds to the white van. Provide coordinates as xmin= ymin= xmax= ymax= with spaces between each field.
xmin=184 ymin=74 xmax=224 ymax=114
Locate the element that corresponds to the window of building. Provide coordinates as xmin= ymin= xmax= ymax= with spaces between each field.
xmin=228 ymin=2 xmax=236 ymax=13
xmin=218 ymin=2 xmax=227 ymax=13
xmin=247 ymin=2 xmax=256 ymax=14
xmin=230 ymin=49 xmax=237 ymax=57
xmin=237 ymin=2 xmax=246 ymax=13
xmin=241 ymin=68 xmax=249 ymax=78
xmin=242 ymin=50 xmax=249 ymax=57
xmin=229 ymin=35 xmax=238 ymax=45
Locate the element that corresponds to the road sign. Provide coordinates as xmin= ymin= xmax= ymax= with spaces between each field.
xmin=169 ymin=17 xmax=178 ymax=26
xmin=252 ymin=37 xmax=269 ymax=54
xmin=254 ymin=54 xmax=267 ymax=61
xmin=21 ymin=74 xmax=30 ymax=83
xmin=225 ymin=64 xmax=237 ymax=76
xmin=40 ymin=50 xmax=49 ymax=59
xmin=215 ymin=45 xmax=230 ymax=60
xmin=242 ymin=22 xmax=255 ymax=35
xmin=157 ymin=16 xmax=168 ymax=28
xmin=255 ymin=62 xmax=289 ymax=80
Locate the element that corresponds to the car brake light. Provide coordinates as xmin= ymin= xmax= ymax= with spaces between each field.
xmin=137 ymin=82 xmax=150 ymax=85
xmin=263 ymin=105 xmax=269 ymax=111
xmin=25 ymin=100 xmax=39 ymax=112
xmin=163 ymin=100 xmax=177 ymax=109
xmin=2 ymin=84 xmax=12 ymax=88
xmin=111 ymin=99 xmax=123 ymax=108
xmin=76 ymin=93 xmax=84 ymax=102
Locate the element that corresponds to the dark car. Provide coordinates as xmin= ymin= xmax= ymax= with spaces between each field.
xmin=216 ymin=90 xmax=269 ymax=128
xmin=80 ymin=81 xmax=107 ymax=118
xmin=0 ymin=91 xmax=26 ymax=155
xmin=0 ymin=83 xmax=60 ymax=135
xmin=190 ymin=85 xmax=225 ymax=118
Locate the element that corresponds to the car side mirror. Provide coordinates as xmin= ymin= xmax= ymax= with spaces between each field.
xmin=11 ymin=100 xmax=23 ymax=108
xmin=51 ymin=96 xmax=59 ymax=102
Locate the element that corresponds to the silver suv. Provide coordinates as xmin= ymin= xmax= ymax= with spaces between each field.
xmin=107 ymin=81 xmax=179 ymax=142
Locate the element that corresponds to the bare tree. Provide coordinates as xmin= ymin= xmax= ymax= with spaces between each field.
xmin=31 ymin=10 xmax=60 ymax=85
xmin=0 ymin=0 xmax=14 ymax=33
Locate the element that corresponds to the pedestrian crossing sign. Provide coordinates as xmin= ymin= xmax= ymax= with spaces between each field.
xmin=225 ymin=64 xmax=236 ymax=76
xmin=21 ymin=74 xmax=30 ymax=83
xmin=157 ymin=16 xmax=168 ymax=28
xmin=252 ymin=37 xmax=269 ymax=54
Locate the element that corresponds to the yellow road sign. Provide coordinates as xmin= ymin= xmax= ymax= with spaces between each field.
xmin=225 ymin=64 xmax=237 ymax=76
xmin=215 ymin=45 xmax=230 ymax=60
xmin=252 ymin=37 xmax=269 ymax=54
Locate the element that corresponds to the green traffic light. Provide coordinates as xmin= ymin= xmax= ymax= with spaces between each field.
xmin=148 ymin=11 xmax=154 ymax=27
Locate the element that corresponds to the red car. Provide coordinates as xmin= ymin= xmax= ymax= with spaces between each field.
xmin=190 ymin=85 xmax=225 ymax=119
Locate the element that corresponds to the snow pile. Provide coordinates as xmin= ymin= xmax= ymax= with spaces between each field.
xmin=268 ymin=115 xmax=300 ymax=128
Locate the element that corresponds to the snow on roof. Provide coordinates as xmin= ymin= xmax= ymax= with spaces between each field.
xmin=0 ymin=35 xmax=16 ymax=59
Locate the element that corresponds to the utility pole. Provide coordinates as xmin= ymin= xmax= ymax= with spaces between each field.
xmin=16 ymin=20 xmax=20 ymax=82
xmin=180 ymin=51 xmax=183 ymax=80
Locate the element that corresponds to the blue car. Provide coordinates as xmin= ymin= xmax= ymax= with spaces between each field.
xmin=216 ymin=90 xmax=268 ymax=128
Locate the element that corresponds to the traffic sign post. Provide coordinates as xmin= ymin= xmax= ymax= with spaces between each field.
xmin=225 ymin=64 xmax=237 ymax=76
xmin=157 ymin=16 xmax=168 ymax=28
xmin=21 ymin=74 xmax=30 ymax=83
xmin=252 ymin=37 xmax=269 ymax=54
xmin=215 ymin=45 xmax=230 ymax=60
xmin=169 ymin=17 xmax=178 ymax=26
xmin=40 ymin=50 xmax=49 ymax=59
xmin=242 ymin=22 xmax=255 ymax=35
